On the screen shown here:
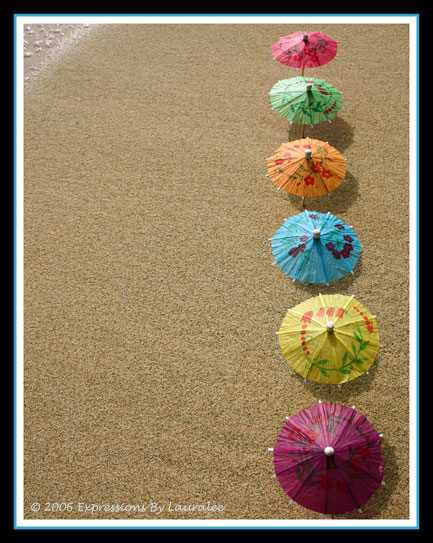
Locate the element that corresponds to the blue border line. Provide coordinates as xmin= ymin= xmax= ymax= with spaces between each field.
xmin=10 ymin=526 xmax=423 ymax=530
xmin=416 ymin=12 xmax=420 ymax=532
xmin=14 ymin=13 xmax=420 ymax=530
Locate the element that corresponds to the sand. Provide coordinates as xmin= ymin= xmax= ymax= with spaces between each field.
xmin=23 ymin=22 xmax=410 ymax=520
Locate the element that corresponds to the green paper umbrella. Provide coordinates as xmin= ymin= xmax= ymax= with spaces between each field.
xmin=270 ymin=76 xmax=343 ymax=127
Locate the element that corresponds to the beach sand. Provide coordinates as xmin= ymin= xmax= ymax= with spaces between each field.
xmin=23 ymin=22 xmax=410 ymax=520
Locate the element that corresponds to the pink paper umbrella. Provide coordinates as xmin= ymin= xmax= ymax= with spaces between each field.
xmin=273 ymin=403 xmax=384 ymax=515
xmin=272 ymin=31 xmax=338 ymax=74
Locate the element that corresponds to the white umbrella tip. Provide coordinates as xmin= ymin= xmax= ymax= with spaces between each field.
xmin=312 ymin=228 xmax=321 ymax=239
xmin=326 ymin=321 xmax=335 ymax=331
xmin=324 ymin=446 xmax=334 ymax=456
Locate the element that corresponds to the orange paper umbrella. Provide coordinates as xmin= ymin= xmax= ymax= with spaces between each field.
xmin=266 ymin=137 xmax=346 ymax=199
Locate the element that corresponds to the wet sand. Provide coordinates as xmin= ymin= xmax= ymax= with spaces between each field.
xmin=23 ymin=22 xmax=410 ymax=520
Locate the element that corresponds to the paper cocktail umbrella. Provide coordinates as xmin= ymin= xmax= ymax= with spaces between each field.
xmin=277 ymin=294 xmax=379 ymax=384
xmin=270 ymin=77 xmax=342 ymax=136
xmin=271 ymin=210 xmax=360 ymax=284
xmin=272 ymin=402 xmax=384 ymax=515
xmin=266 ymin=137 xmax=346 ymax=199
xmin=272 ymin=31 xmax=338 ymax=75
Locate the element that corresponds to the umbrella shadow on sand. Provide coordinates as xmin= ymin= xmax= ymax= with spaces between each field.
xmin=286 ymin=116 xmax=355 ymax=153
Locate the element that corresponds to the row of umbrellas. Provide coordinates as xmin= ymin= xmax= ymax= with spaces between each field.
xmin=265 ymin=31 xmax=384 ymax=517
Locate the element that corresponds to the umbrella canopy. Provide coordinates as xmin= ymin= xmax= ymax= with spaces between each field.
xmin=266 ymin=137 xmax=346 ymax=197
xmin=272 ymin=31 xmax=338 ymax=71
xmin=270 ymin=76 xmax=342 ymax=125
xmin=273 ymin=402 xmax=384 ymax=515
xmin=271 ymin=211 xmax=360 ymax=284
xmin=278 ymin=294 xmax=379 ymax=384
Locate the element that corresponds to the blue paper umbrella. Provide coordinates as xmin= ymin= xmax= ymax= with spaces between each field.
xmin=271 ymin=211 xmax=361 ymax=284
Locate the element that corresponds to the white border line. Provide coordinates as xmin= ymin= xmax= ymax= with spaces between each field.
xmin=15 ymin=518 xmax=420 ymax=528
xmin=15 ymin=18 xmax=25 ymax=528
xmin=408 ymin=15 xmax=418 ymax=526
xmin=17 ymin=15 xmax=417 ymax=24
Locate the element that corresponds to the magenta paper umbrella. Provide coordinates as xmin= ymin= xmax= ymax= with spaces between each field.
xmin=272 ymin=402 xmax=384 ymax=515
xmin=272 ymin=31 xmax=338 ymax=74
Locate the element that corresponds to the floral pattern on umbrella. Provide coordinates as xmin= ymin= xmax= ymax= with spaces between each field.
xmin=278 ymin=294 xmax=379 ymax=384
xmin=273 ymin=403 xmax=384 ymax=514
xmin=271 ymin=211 xmax=360 ymax=283
xmin=272 ymin=31 xmax=338 ymax=70
xmin=266 ymin=138 xmax=346 ymax=197
xmin=270 ymin=77 xmax=343 ymax=125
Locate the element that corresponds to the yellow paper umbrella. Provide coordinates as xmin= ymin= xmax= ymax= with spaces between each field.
xmin=266 ymin=137 xmax=346 ymax=199
xmin=278 ymin=294 xmax=379 ymax=384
